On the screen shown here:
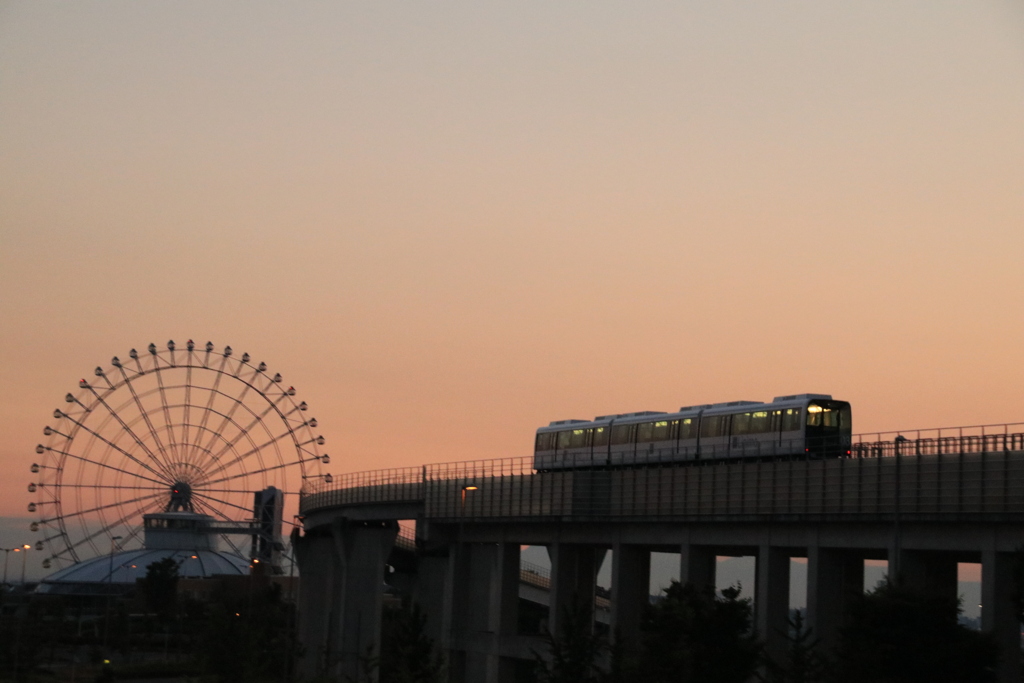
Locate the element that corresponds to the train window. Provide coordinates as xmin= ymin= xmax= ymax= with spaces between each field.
xmin=556 ymin=430 xmax=572 ymax=449
xmin=734 ymin=411 xmax=770 ymax=435
xmin=732 ymin=413 xmax=752 ymax=435
xmin=808 ymin=403 xmax=847 ymax=430
xmin=652 ymin=420 xmax=672 ymax=441
xmin=593 ymin=426 xmax=609 ymax=447
xmin=782 ymin=408 xmax=802 ymax=432
xmin=535 ymin=433 xmax=555 ymax=451
xmin=770 ymin=410 xmax=782 ymax=432
xmin=637 ymin=421 xmax=655 ymax=443
xmin=569 ymin=429 xmax=590 ymax=448
xmin=700 ymin=415 xmax=728 ymax=438
xmin=679 ymin=418 xmax=698 ymax=440
xmin=611 ymin=424 xmax=635 ymax=445
xmin=806 ymin=404 xmax=823 ymax=427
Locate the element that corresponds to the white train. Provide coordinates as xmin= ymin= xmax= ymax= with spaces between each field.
xmin=534 ymin=394 xmax=851 ymax=471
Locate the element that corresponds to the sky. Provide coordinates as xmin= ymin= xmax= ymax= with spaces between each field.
xmin=2 ymin=1 xmax=1024 ymax=575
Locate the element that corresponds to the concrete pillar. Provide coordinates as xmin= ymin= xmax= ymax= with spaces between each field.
xmin=806 ymin=547 xmax=863 ymax=653
xmin=982 ymin=548 xmax=1020 ymax=683
xmin=462 ymin=543 xmax=520 ymax=683
xmin=414 ymin=550 xmax=456 ymax=652
xmin=680 ymin=542 xmax=716 ymax=592
xmin=293 ymin=527 xmax=341 ymax=680
xmin=610 ymin=544 xmax=650 ymax=650
xmin=548 ymin=543 xmax=603 ymax=636
xmin=756 ymin=545 xmax=791 ymax=663
xmin=294 ymin=519 xmax=398 ymax=682
xmin=897 ymin=550 xmax=958 ymax=614
xmin=885 ymin=547 xmax=959 ymax=635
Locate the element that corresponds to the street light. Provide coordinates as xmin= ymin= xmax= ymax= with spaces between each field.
xmin=460 ymin=485 xmax=478 ymax=513
xmin=103 ymin=536 xmax=122 ymax=650
xmin=19 ymin=544 xmax=30 ymax=585
xmin=108 ymin=536 xmax=123 ymax=585
xmin=1 ymin=548 xmax=13 ymax=586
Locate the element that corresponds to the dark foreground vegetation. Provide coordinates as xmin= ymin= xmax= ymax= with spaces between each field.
xmin=0 ymin=556 xmax=1015 ymax=683
xmin=0 ymin=558 xmax=298 ymax=683
xmin=530 ymin=578 xmax=1001 ymax=683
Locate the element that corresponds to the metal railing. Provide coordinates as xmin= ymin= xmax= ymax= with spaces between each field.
xmin=299 ymin=423 xmax=1024 ymax=521
xmin=301 ymin=465 xmax=424 ymax=512
xmin=519 ymin=560 xmax=551 ymax=589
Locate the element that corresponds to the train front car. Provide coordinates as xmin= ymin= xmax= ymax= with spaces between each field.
xmin=803 ymin=397 xmax=852 ymax=458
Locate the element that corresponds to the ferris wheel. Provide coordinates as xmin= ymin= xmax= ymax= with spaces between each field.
xmin=28 ymin=340 xmax=332 ymax=571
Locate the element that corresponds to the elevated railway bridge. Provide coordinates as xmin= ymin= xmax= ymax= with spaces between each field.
xmin=294 ymin=423 xmax=1024 ymax=683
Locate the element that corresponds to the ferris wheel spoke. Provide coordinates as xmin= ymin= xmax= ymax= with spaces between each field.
xmin=192 ymin=499 xmax=250 ymax=559
xmin=115 ymin=499 xmax=164 ymax=549
xmin=187 ymin=356 xmax=228 ymax=466
xmin=196 ymin=390 xmax=291 ymax=475
xmin=42 ymin=447 xmax=169 ymax=487
xmin=45 ymin=494 xmax=162 ymax=561
xmin=152 ymin=364 xmax=182 ymax=465
xmin=195 ymin=377 xmax=255 ymax=469
xmin=194 ymin=491 xmax=262 ymax=517
xmin=50 ymin=411 xmax=171 ymax=482
xmin=102 ymin=370 xmax=179 ymax=476
xmin=180 ymin=363 xmax=194 ymax=468
xmin=39 ymin=491 xmax=164 ymax=525
xmin=35 ymin=530 xmax=70 ymax=546
xmin=201 ymin=458 xmax=305 ymax=488
xmin=195 ymin=426 xmax=297 ymax=483
xmin=43 ymin=483 xmax=167 ymax=491
xmin=193 ymin=487 xmax=282 ymax=495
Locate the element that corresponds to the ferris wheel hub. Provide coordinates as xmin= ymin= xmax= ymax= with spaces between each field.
xmin=168 ymin=481 xmax=194 ymax=513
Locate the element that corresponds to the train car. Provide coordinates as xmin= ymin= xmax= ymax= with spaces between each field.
xmin=533 ymin=394 xmax=851 ymax=471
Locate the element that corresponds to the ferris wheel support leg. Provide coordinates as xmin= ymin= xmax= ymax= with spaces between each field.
xmin=294 ymin=518 xmax=398 ymax=682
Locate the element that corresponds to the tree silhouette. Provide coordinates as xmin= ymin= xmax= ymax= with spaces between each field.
xmin=632 ymin=581 xmax=760 ymax=683
xmin=533 ymin=596 xmax=609 ymax=683
xmin=759 ymin=610 xmax=827 ymax=683
xmin=833 ymin=579 xmax=997 ymax=683
xmin=140 ymin=557 xmax=179 ymax=621
xmin=379 ymin=600 xmax=445 ymax=683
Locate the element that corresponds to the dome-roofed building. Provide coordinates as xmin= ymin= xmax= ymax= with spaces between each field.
xmin=37 ymin=511 xmax=255 ymax=596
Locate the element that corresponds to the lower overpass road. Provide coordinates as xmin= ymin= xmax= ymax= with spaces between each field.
xmin=294 ymin=422 xmax=1024 ymax=683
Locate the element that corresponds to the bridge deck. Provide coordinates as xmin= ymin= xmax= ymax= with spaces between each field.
xmin=300 ymin=430 xmax=1024 ymax=522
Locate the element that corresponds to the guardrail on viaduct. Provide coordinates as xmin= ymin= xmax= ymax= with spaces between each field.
xmin=299 ymin=422 xmax=1024 ymax=521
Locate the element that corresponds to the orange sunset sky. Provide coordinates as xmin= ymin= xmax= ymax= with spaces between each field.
xmin=2 ymin=2 xmax=1024 ymax=573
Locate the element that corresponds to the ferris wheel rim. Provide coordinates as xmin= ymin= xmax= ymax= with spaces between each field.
xmin=29 ymin=341 xmax=331 ymax=571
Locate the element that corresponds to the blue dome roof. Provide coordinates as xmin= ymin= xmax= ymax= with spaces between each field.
xmin=38 ymin=549 xmax=251 ymax=595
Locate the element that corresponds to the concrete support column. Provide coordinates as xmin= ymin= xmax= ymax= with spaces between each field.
xmin=548 ymin=543 xmax=603 ymax=636
xmin=294 ymin=520 xmax=398 ymax=682
xmin=756 ymin=545 xmax=791 ymax=663
xmin=982 ymin=548 xmax=1020 ymax=683
xmin=897 ymin=550 xmax=959 ymax=615
xmin=414 ymin=550 xmax=456 ymax=652
xmin=806 ymin=547 xmax=863 ymax=654
xmin=293 ymin=527 xmax=341 ymax=680
xmin=680 ymin=542 xmax=716 ymax=592
xmin=463 ymin=543 xmax=520 ymax=683
xmin=610 ymin=544 xmax=650 ymax=650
